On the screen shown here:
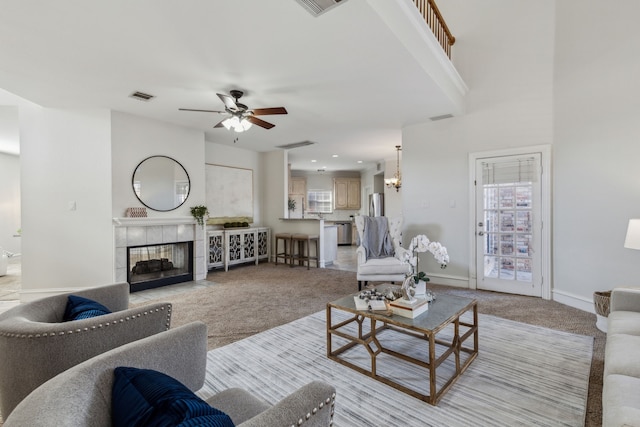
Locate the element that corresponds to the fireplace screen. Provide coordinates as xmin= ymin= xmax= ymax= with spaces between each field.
xmin=127 ymin=242 xmax=193 ymax=291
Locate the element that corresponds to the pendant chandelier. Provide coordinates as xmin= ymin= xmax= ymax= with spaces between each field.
xmin=385 ymin=145 xmax=402 ymax=192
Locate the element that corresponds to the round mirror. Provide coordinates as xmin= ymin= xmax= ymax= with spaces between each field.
xmin=132 ymin=155 xmax=190 ymax=212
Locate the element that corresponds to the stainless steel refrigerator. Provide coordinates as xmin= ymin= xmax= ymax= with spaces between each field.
xmin=369 ymin=193 xmax=385 ymax=217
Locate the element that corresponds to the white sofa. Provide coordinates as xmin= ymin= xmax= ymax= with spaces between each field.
xmin=603 ymin=287 xmax=640 ymax=426
xmin=0 ymin=248 xmax=8 ymax=276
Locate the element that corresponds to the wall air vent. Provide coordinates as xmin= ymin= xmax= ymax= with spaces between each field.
xmin=430 ymin=114 xmax=454 ymax=121
xmin=129 ymin=91 xmax=155 ymax=102
xmin=276 ymin=140 xmax=316 ymax=150
xmin=294 ymin=0 xmax=348 ymax=17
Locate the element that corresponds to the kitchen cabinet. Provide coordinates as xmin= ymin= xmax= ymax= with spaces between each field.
xmin=333 ymin=178 xmax=361 ymax=210
xmin=289 ymin=177 xmax=307 ymax=196
xmin=208 ymin=227 xmax=270 ymax=271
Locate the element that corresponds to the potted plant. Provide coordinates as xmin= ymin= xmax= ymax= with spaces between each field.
xmin=190 ymin=205 xmax=209 ymax=226
xmin=288 ymin=198 xmax=296 ymax=212
xmin=406 ymin=234 xmax=449 ymax=297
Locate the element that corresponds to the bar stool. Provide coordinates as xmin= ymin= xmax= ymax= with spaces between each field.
xmin=291 ymin=234 xmax=319 ymax=269
xmin=274 ymin=233 xmax=292 ymax=265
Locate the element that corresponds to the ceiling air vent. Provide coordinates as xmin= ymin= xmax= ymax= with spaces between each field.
xmin=430 ymin=114 xmax=454 ymax=121
xmin=294 ymin=0 xmax=348 ymax=17
xmin=276 ymin=140 xmax=316 ymax=150
xmin=129 ymin=91 xmax=155 ymax=102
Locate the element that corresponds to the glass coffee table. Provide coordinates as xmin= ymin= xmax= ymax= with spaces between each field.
xmin=326 ymin=291 xmax=478 ymax=405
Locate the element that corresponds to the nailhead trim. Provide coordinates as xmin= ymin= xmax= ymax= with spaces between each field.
xmin=289 ymin=391 xmax=336 ymax=426
xmin=0 ymin=303 xmax=172 ymax=339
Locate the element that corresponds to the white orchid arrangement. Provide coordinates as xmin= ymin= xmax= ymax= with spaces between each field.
xmin=407 ymin=234 xmax=449 ymax=283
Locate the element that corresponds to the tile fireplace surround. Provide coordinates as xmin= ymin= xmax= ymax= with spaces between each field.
xmin=113 ymin=217 xmax=206 ymax=287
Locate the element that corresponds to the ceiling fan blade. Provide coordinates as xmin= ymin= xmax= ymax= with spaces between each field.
xmin=251 ymin=107 xmax=288 ymax=116
xmin=179 ymin=108 xmax=225 ymax=113
xmin=213 ymin=118 xmax=227 ymax=128
xmin=217 ymin=93 xmax=237 ymax=110
xmin=246 ymin=115 xmax=275 ymax=129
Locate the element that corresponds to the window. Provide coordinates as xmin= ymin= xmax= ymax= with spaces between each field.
xmin=307 ymin=190 xmax=333 ymax=214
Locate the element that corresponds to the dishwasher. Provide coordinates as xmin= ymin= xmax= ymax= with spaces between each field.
xmin=335 ymin=221 xmax=353 ymax=245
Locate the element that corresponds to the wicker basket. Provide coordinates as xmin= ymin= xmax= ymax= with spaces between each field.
xmin=594 ymin=290 xmax=612 ymax=317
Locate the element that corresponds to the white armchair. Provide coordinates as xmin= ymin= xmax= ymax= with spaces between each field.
xmin=355 ymin=216 xmax=412 ymax=291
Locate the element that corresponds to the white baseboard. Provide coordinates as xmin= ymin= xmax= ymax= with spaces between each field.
xmin=428 ymin=273 xmax=470 ymax=289
xmin=430 ymin=275 xmax=597 ymax=315
xmin=18 ymin=287 xmax=87 ymax=302
xmin=552 ymin=289 xmax=595 ymax=314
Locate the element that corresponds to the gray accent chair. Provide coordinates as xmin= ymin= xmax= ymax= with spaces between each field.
xmin=3 ymin=321 xmax=337 ymax=427
xmin=0 ymin=282 xmax=172 ymax=418
xmin=355 ymin=216 xmax=412 ymax=291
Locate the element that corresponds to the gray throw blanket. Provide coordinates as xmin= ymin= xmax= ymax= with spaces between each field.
xmin=361 ymin=216 xmax=395 ymax=260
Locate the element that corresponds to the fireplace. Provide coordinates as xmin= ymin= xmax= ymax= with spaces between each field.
xmin=127 ymin=241 xmax=193 ymax=292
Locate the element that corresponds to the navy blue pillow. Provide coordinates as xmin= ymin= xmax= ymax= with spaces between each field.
xmin=112 ymin=367 xmax=235 ymax=427
xmin=63 ymin=295 xmax=112 ymax=321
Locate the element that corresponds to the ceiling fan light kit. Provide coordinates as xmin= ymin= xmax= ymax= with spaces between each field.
xmin=179 ymin=89 xmax=287 ymax=134
xmin=221 ymin=116 xmax=252 ymax=133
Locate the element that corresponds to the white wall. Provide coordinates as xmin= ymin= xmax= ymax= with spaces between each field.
xmin=20 ymin=108 xmax=114 ymax=297
xmin=205 ymin=141 xmax=263 ymax=225
xmin=553 ymin=0 xmax=640 ymax=307
xmin=403 ymin=0 xmax=640 ymax=310
xmin=111 ymin=111 xmax=205 ymax=218
xmin=261 ymin=149 xmax=288 ymax=233
xmin=0 ymin=152 xmax=20 ymax=254
xmin=402 ymin=0 xmax=555 ymax=287
xmin=384 ymin=156 xmax=403 ymax=219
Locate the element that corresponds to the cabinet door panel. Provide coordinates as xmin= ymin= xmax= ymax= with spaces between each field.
xmin=347 ymin=179 xmax=361 ymax=209
xmin=227 ymin=233 xmax=242 ymax=262
xmin=334 ymin=180 xmax=349 ymax=209
xmin=257 ymin=229 xmax=269 ymax=257
xmin=208 ymin=233 xmax=224 ymax=267
xmin=334 ymin=178 xmax=360 ymax=210
xmin=243 ymin=231 xmax=256 ymax=259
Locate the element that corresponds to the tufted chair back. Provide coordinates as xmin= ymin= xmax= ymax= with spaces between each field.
xmin=354 ymin=216 xmax=411 ymax=290
xmin=0 ymin=282 xmax=172 ymax=418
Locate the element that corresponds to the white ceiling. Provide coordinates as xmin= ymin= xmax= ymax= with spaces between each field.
xmin=0 ymin=0 xmax=464 ymax=171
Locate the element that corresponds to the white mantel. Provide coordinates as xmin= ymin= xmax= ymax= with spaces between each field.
xmin=113 ymin=217 xmax=206 ymax=285
xmin=112 ymin=217 xmax=196 ymax=226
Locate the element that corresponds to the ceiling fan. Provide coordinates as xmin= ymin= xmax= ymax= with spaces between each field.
xmin=179 ymin=90 xmax=288 ymax=132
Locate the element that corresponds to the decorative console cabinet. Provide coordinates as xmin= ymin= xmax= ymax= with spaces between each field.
xmin=207 ymin=227 xmax=270 ymax=271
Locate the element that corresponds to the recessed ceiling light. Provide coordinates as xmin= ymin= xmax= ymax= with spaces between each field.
xmin=357 ymin=160 xmax=363 ymax=163
xmin=311 ymin=160 xmax=317 ymax=163
xmin=332 ymin=154 xmax=338 ymax=158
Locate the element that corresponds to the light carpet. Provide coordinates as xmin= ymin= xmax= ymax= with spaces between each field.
xmin=197 ymin=309 xmax=593 ymax=427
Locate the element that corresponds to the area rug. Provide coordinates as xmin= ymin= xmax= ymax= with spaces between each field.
xmin=197 ymin=310 xmax=593 ymax=427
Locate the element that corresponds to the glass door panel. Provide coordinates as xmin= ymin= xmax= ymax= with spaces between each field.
xmin=476 ymin=154 xmax=542 ymax=296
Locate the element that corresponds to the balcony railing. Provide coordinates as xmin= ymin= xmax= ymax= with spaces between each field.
xmin=412 ymin=0 xmax=455 ymax=58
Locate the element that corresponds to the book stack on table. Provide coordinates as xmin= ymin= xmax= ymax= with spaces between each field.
xmin=353 ymin=296 xmax=387 ymax=311
xmin=389 ymin=297 xmax=429 ymax=318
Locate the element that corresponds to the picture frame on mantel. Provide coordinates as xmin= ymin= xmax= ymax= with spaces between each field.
xmin=205 ymin=163 xmax=254 ymax=225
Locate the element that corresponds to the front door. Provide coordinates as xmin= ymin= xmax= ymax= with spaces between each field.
xmin=475 ymin=153 xmax=542 ymax=297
